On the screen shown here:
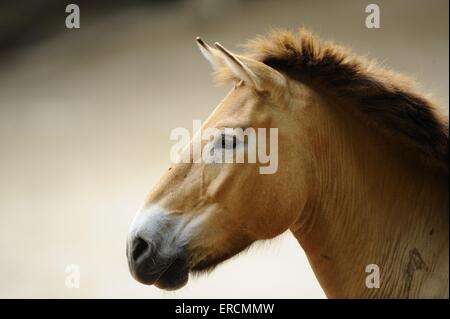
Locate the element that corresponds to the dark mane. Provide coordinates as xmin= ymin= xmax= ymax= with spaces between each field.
xmin=226 ymin=29 xmax=449 ymax=173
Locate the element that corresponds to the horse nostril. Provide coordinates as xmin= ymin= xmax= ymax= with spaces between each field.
xmin=132 ymin=237 xmax=149 ymax=262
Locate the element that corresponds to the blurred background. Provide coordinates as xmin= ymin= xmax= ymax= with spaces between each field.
xmin=0 ymin=0 xmax=448 ymax=298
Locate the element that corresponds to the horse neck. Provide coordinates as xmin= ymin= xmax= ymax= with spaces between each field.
xmin=288 ymin=86 xmax=449 ymax=298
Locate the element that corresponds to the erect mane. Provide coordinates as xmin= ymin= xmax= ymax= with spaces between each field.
xmin=217 ymin=29 xmax=449 ymax=174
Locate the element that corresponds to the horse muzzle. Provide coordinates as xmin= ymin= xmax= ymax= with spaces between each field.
xmin=126 ymin=207 xmax=190 ymax=290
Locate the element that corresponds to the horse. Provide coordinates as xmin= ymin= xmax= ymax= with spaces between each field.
xmin=126 ymin=29 xmax=449 ymax=298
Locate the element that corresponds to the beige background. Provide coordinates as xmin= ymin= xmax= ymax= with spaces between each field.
xmin=0 ymin=0 xmax=448 ymax=298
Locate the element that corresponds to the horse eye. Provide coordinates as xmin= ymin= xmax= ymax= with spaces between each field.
xmin=220 ymin=134 xmax=237 ymax=149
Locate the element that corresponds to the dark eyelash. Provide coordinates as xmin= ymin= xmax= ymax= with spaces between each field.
xmin=221 ymin=134 xmax=237 ymax=149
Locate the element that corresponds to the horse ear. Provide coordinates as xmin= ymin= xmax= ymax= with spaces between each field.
xmin=196 ymin=37 xmax=224 ymax=70
xmin=213 ymin=42 xmax=262 ymax=90
xmin=214 ymin=42 xmax=286 ymax=92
